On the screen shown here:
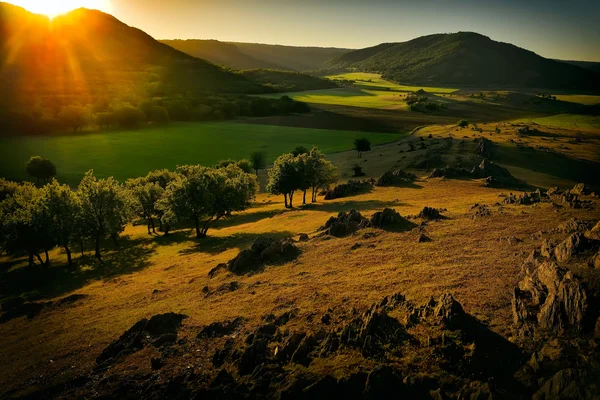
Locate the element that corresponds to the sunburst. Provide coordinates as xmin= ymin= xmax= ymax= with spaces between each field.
xmin=9 ymin=0 xmax=112 ymax=19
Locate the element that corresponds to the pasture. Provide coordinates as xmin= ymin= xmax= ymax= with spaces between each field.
xmin=325 ymin=72 xmax=459 ymax=93
xmin=0 ymin=122 xmax=400 ymax=186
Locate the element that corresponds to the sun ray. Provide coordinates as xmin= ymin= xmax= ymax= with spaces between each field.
xmin=8 ymin=0 xmax=112 ymax=19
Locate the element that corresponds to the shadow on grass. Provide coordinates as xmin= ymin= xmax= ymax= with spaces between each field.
xmin=213 ymin=209 xmax=291 ymax=229
xmin=179 ymin=231 xmax=295 ymax=256
xmin=0 ymin=236 xmax=154 ymax=302
xmin=301 ymin=199 xmax=407 ymax=213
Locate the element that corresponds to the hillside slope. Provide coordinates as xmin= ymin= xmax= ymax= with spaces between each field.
xmin=0 ymin=3 xmax=263 ymax=112
xmin=162 ymin=39 xmax=350 ymax=72
xmin=327 ymin=32 xmax=600 ymax=89
xmin=159 ymin=39 xmax=287 ymax=70
xmin=557 ymin=59 xmax=600 ymax=74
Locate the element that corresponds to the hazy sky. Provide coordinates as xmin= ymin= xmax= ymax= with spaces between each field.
xmin=12 ymin=0 xmax=600 ymax=61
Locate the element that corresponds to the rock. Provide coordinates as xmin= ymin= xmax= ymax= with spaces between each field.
xmin=363 ymin=366 xmax=405 ymax=399
xmin=418 ymin=206 xmax=443 ymax=220
xmin=476 ymin=137 xmax=493 ymax=158
xmin=290 ymin=334 xmax=318 ymax=366
xmin=429 ymin=165 xmax=471 ymax=179
xmin=431 ymin=293 xmax=466 ymax=329
xmin=513 ymin=261 xmax=588 ymax=334
xmin=547 ymin=186 xmax=560 ymax=195
xmin=318 ymin=210 xmax=371 ymax=238
xmin=238 ymin=339 xmax=268 ymax=375
xmin=302 ymin=375 xmax=339 ymax=398
xmin=210 ymin=368 xmax=235 ymax=389
xmin=471 ymin=159 xmax=519 ymax=186
xmin=533 ymin=368 xmax=600 ymax=400
xmin=585 ymin=221 xmax=600 ymax=241
xmin=558 ymin=218 xmax=590 ymax=233
xmin=96 ymin=313 xmax=187 ymax=366
xmin=375 ymin=168 xmax=417 ymax=187
xmin=227 ymin=237 xmax=300 ymax=274
xmin=457 ymin=381 xmax=493 ymax=400
xmin=198 ymin=317 xmax=244 ymax=338
xmin=277 ymin=332 xmax=306 ymax=364
xmin=570 ymin=183 xmax=591 ymax=196
xmin=417 ymin=233 xmax=432 ymax=242
xmin=370 ymin=208 xmax=414 ymax=231
xmin=324 ymin=180 xmax=373 ymax=200
xmin=208 ymin=263 xmax=228 ymax=278
xmin=554 ymin=232 xmax=587 ymax=262
xmin=591 ymin=251 xmax=600 ymax=269
xmin=298 ymin=233 xmax=309 ymax=242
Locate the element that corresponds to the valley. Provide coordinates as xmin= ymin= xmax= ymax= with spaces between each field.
xmin=1 ymin=1 xmax=600 ymax=399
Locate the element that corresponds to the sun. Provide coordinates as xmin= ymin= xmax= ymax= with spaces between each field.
xmin=10 ymin=0 xmax=113 ymax=19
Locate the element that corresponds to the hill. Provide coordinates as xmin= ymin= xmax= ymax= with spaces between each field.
xmin=161 ymin=39 xmax=351 ymax=71
xmin=159 ymin=39 xmax=287 ymax=70
xmin=326 ymin=32 xmax=600 ymax=90
xmin=239 ymin=70 xmax=338 ymax=92
xmin=557 ymin=59 xmax=600 ymax=74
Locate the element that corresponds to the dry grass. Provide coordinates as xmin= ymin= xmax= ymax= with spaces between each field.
xmin=1 ymin=118 xmax=600 ymax=395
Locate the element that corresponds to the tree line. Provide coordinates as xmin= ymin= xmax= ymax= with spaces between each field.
xmin=1 ymin=95 xmax=310 ymax=136
xmin=0 ymin=147 xmax=339 ymax=267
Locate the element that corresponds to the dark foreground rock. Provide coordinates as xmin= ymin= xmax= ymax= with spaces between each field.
xmin=318 ymin=208 xmax=415 ymax=237
xmin=96 ymin=313 xmax=187 ymax=366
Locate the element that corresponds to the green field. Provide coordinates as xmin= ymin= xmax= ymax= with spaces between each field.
xmin=553 ymin=94 xmax=600 ymax=105
xmin=0 ymin=122 xmax=401 ymax=186
xmin=262 ymin=87 xmax=410 ymax=109
xmin=325 ymin=72 xmax=459 ymax=93
xmin=511 ymin=114 xmax=600 ymax=130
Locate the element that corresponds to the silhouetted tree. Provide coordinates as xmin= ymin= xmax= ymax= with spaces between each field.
xmin=353 ymin=137 xmax=371 ymax=158
xmin=250 ymin=151 xmax=267 ymax=176
xmin=26 ymin=156 xmax=56 ymax=184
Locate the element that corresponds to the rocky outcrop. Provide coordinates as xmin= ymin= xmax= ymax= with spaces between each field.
xmin=513 ymin=261 xmax=587 ymax=335
xmin=418 ymin=206 xmax=443 ymax=220
xmin=476 ymin=137 xmax=493 ymax=158
xmin=318 ymin=209 xmax=371 ymax=237
xmin=226 ymin=236 xmax=300 ymax=274
xmin=471 ymin=159 xmax=520 ymax=187
xmin=96 ymin=313 xmax=187 ymax=366
xmin=570 ymin=183 xmax=592 ymax=196
xmin=324 ymin=180 xmax=373 ymax=200
xmin=369 ymin=208 xmax=415 ymax=231
xmin=375 ymin=169 xmax=417 ymax=187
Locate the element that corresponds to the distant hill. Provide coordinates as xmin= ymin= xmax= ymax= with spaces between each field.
xmin=326 ymin=32 xmax=600 ymax=90
xmin=556 ymin=59 xmax=600 ymax=74
xmin=161 ymin=39 xmax=351 ymax=72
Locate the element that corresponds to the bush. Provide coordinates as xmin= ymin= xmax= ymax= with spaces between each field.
xmin=114 ymin=105 xmax=146 ymax=129
xmin=351 ymin=164 xmax=365 ymax=177
xmin=458 ymin=120 xmax=469 ymax=128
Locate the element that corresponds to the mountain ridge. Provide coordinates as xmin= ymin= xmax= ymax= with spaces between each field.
xmin=326 ymin=32 xmax=600 ymax=90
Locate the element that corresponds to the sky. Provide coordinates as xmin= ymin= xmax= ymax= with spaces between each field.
xmin=9 ymin=0 xmax=600 ymax=61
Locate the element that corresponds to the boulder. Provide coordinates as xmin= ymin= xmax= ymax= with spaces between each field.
xmin=324 ymin=180 xmax=373 ymax=200
xmin=471 ymin=159 xmax=519 ymax=186
xmin=375 ymin=168 xmax=417 ymax=187
xmin=318 ymin=210 xmax=371 ymax=238
xmin=227 ymin=237 xmax=300 ymax=274
xmin=558 ymin=218 xmax=590 ymax=233
xmin=298 ymin=233 xmax=309 ymax=242
xmin=513 ymin=261 xmax=588 ymax=334
xmin=554 ymin=232 xmax=587 ymax=262
xmin=369 ymin=208 xmax=413 ymax=231
xmin=417 ymin=233 xmax=432 ymax=242
xmin=208 ymin=263 xmax=228 ymax=278
xmin=418 ymin=206 xmax=443 ymax=220
xmin=570 ymin=183 xmax=591 ymax=196
xmin=533 ymin=368 xmax=600 ymax=400
xmin=585 ymin=221 xmax=600 ymax=241
xmin=198 ymin=317 xmax=244 ymax=338
xmin=363 ymin=366 xmax=405 ymax=399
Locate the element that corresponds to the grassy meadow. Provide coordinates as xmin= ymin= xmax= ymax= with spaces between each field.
xmin=0 ymin=122 xmax=400 ymax=186
xmin=325 ymin=72 xmax=459 ymax=93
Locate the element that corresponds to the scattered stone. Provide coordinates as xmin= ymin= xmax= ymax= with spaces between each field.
xmin=570 ymin=183 xmax=591 ymax=196
xmin=558 ymin=218 xmax=590 ymax=233
xmin=298 ymin=233 xmax=309 ymax=242
xmin=324 ymin=180 xmax=373 ymax=200
xmin=553 ymin=232 xmax=587 ymax=262
xmin=227 ymin=237 xmax=300 ymax=274
xmin=375 ymin=169 xmax=417 ymax=187
xmin=418 ymin=206 xmax=443 ymax=220
xmin=369 ymin=208 xmax=414 ymax=231
xmin=318 ymin=209 xmax=371 ymax=238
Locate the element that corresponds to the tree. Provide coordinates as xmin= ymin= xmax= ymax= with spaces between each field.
xmin=158 ymin=165 xmax=257 ymax=238
xmin=144 ymin=169 xmax=179 ymax=234
xmin=77 ymin=171 xmax=131 ymax=260
xmin=42 ymin=180 xmax=81 ymax=265
xmin=458 ymin=120 xmax=469 ymax=128
xmin=215 ymin=159 xmax=253 ymax=174
xmin=57 ymin=105 xmax=92 ymax=132
xmin=250 ymin=151 xmax=267 ymax=176
xmin=267 ymin=153 xmax=301 ymax=208
xmin=26 ymin=156 xmax=56 ymax=184
xmin=0 ymin=183 xmax=53 ymax=266
xmin=126 ymin=177 xmax=164 ymax=234
xmin=0 ymin=178 xmax=20 ymax=201
xmin=307 ymin=148 xmax=337 ymax=203
xmin=353 ymin=137 xmax=371 ymax=158
xmin=114 ymin=105 xmax=146 ymax=129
